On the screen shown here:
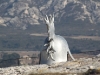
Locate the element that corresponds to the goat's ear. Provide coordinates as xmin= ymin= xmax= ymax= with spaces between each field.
xmin=44 ymin=15 xmax=49 ymax=25
xmin=49 ymin=14 xmax=52 ymax=22
xmin=49 ymin=14 xmax=54 ymax=23
xmin=44 ymin=14 xmax=54 ymax=25
xmin=44 ymin=15 xmax=48 ymax=22
xmin=50 ymin=14 xmax=54 ymax=22
xmin=46 ymin=15 xmax=49 ymax=21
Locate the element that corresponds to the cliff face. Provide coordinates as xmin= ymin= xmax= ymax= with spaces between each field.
xmin=0 ymin=0 xmax=100 ymax=29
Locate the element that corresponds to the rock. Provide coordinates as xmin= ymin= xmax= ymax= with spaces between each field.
xmin=0 ymin=17 xmax=4 ymax=24
xmin=88 ymin=66 xmax=95 ymax=69
xmin=96 ymin=54 xmax=100 ymax=58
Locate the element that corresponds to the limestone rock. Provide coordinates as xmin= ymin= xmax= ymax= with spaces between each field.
xmin=0 ymin=17 xmax=4 ymax=24
xmin=96 ymin=54 xmax=100 ymax=58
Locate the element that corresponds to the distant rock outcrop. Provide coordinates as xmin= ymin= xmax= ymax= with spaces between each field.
xmin=0 ymin=0 xmax=100 ymax=29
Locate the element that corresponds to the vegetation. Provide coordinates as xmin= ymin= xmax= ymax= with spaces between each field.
xmin=0 ymin=13 xmax=100 ymax=52
xmin=0 ymin=52 xmax=20 ymax=67
xmin=93 ymin=0 xmax=100 ymax=2
xmin=29 ymin=73 xmax=85 ymax=75
xmin=29 ymin=69 xmax=100 ymax=75
xmin=1 ymin=33 xmax=100 ymax=53
xmin=0 ymin=26 xmax=100 ymax=53
xmin=67 ymin=38 xmax=100 ymax=53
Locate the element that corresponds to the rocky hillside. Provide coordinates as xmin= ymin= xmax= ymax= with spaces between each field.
xmin=1 ymin=0 xmax=100 ymax=52
xmin=0 ymin=0 xmax=100 ymax=30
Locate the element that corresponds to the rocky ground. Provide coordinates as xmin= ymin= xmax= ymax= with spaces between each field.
xmin=0 ymin=54 xmax=100 ymax=75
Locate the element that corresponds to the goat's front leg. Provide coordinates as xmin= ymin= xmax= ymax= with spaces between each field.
xmin=47 ymin=50 xmax=55 ymax=61
xmin=49 ymin=50 xmax=55 ymax=61
xmin=45 ymin=38 xmax=53 ymax=53
xmin=44 ymin=43 xmax=48 ymax=46
xmin=46 ymin=44 xmax=51 ymax=53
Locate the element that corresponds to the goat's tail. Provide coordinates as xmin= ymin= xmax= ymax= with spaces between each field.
xmin=68 ymin=50 xmax=75 ymax=61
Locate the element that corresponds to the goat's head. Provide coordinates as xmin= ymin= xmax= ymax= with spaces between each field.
xmin=44 ymin=14 xmax=55 ymax=33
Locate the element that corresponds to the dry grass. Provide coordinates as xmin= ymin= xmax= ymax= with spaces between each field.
xmin=29 ymin=73 xmax=66 ymax=75
xmin=28 ymin=69 xmax=100 ymax=75
xmin=29 ymin=73 xmax=85 ymax=75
